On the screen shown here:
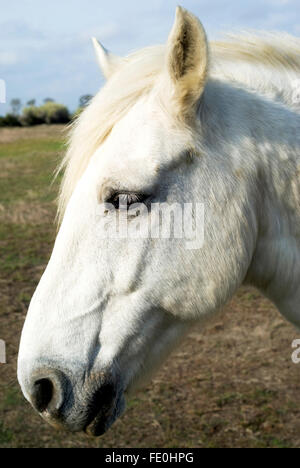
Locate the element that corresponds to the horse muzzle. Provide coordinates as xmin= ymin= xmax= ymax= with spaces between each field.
xmin=18 ymin=363 xmax=125 ymax=436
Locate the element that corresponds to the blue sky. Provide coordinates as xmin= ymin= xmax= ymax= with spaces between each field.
xmin=0 ymin=0 xmax=299 ymax=115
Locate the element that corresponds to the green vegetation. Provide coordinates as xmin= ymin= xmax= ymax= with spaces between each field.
xmin=21 ymin=102 xmax=70 ymax=126
xmin=0 ymin=114 xmax=21 ymax=127
xmin=0 ymin=94 xmax=94 ymax=127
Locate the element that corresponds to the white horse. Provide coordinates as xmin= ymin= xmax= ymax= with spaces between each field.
xmin=18 ymin=7 xmax=300 ymax=436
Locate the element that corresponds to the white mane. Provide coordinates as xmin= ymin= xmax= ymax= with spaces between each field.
xmin=57 ymin=32 xmax=300 ymax=220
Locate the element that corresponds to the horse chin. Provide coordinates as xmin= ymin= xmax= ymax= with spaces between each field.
xmin=84 ymin=391 xmax=126 ymax=437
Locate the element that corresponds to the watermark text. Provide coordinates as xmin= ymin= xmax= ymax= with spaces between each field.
xmin=0 ymin=339 xmax=6 ymax=364
xmin=291 ymin=339 xmax=300 ymax=364
xmin=0 ymin=79 xmax=6 ymax=104
xmin=97 ymin=202 xmax=205 ymax=250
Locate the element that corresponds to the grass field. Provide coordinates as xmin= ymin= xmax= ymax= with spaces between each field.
xmin=0 ymin=125 xmax=300 ymax=448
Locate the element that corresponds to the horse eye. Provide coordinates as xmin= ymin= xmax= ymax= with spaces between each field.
xmin=107 ymin=193 xmax=148 ymax=210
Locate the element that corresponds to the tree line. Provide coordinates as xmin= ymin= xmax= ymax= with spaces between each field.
xmin=0 ymin=95 xmax=93 ymax=127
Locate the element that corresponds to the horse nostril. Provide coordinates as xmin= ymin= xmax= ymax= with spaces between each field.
xmin=29 ymin=369 xmax=66 ymax=415
xmin=32 ymin=378 xmax=54 ymax=413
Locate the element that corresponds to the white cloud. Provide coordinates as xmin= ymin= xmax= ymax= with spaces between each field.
xmin=0 ymin=51 xmax=18 ymax=66
xmin=0 ymin=0 xmax=299 ymax=115
xmin=85 ymin=22 xmax=121 ymax=42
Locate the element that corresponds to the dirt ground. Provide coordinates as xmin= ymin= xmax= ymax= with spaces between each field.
xmin=0 ymin=125 xmax=300 ymax=448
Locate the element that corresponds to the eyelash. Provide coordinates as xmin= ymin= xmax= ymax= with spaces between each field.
xmin=106 ymin=192 xmax=149 ymax=210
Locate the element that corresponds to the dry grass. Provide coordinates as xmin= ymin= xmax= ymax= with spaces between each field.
xmin=0 ymin=125 xmax=300 ymax=448
xmin=0 ymin=124 xmax=67 ymax=144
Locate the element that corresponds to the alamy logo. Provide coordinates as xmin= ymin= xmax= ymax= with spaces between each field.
xmin=0 ymin=339 xmax=6 ymax=364
xmin=97 ymin=202 xmax=205 ymax=250
xmin=0 ymin=79 xmax=6 ymax=104
xmin=291 ymin=339 xmax=300 ymax=364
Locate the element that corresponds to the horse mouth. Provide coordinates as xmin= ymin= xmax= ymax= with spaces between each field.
xmin=84 ymin=411 xmax=113 ymax=437
xmin=83 ymin=386 xmax=125 ymax=437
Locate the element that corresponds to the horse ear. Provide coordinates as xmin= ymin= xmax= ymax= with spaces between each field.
xmin=165 ymin=6 xmax=208 ymax=118
xmin=92 ymin=38 xmax=124 ymax=80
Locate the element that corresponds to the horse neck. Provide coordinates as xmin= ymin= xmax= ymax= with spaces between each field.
xmin=203 ymin=78 xmax=300 ymax=210
xmin=201 ymin=79 xmax=300 ymax=309
xmin=218 ymin=81 xmax=300 ymax=312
